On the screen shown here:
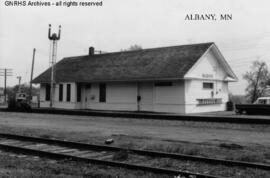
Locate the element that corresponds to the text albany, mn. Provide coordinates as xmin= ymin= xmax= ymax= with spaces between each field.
xmin=185 ymin=14 xmax=232 ymax=21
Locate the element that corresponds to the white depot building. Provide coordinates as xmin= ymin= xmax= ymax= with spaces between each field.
xmin=32 ymin=42 xmax=238 ymax=113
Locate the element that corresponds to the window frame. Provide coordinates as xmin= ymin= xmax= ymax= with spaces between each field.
xmin=202 ymin=82 xmax=214 ymax=90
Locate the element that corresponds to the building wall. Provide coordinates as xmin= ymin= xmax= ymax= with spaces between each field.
xmin=39 ymin=80 xmax=202 ymax=113
xmin=40 ymin=83 xmax=80 ymax=109
xmin=80 ymin=81 xmax=185 ymax=113
xmin=153 ymin=81 xmax=185 ymax=113
xmin=84 ymin=83 xmax=138 ymax=111
xmin=39 ymin=48 xmax=231 ymax=113
xmin=39 ymin=83 xmax=49 ymax=108
xmin=184 ymin=49 xmax=229 ymax=113
xmin=185 ymin=80 xmax=228 ymax=113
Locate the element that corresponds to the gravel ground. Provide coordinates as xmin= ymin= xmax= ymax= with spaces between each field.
xmin=0 ymin=112 xmax=269 ymax=145
xmin=0 ymin=111 xmax=269 ymax=177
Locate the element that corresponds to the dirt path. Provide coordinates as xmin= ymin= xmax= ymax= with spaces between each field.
xmin=0 ymin=112 xmax=269 ymax=146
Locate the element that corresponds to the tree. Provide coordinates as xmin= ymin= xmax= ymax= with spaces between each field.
xmin=128 ymin=44 xmax=142 ymax=51
xmin=6 ymin=83 xmax=39 ymax=98
xmin=243 ymin=60 xmax=270 ymax=103
xmin=121 ymin=44 xmax=142 ymax=51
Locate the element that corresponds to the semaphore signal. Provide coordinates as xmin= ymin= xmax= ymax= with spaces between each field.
xmin=48 ymin=24 xmax=61 ymax=108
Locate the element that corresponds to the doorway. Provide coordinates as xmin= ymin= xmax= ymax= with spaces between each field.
xmin=83 ymin=84 xmax=91 ymax=109
xmin=137 ymin=82 xmax=153 ymax=111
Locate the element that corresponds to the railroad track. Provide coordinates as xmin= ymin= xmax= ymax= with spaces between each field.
xmin=0 ymin=133 xmax=269 ymax=178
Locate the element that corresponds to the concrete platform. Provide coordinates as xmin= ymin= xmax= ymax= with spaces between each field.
xmin=1 ymin=108 xmax=269 ymax=124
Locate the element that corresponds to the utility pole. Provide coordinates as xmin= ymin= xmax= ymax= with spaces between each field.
xmin=48 ymin=24 xmax=61 ymax=108
xmin=17 ymin=76 xmax=22 ymax=92
xmin=29 ymin=48 xmax=36 ymax=102
xmin=0 ymin=68 xmax=13 ymax=104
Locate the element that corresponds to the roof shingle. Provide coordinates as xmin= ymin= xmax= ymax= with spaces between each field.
xmin=32 ymin=42 xmax=213 ymax=83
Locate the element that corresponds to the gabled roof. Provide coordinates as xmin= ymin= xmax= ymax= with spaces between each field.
xmin=184 ymin=43 xmax=238 ymax=81
xmin=32 ymin=42 xmax=215 ymax=83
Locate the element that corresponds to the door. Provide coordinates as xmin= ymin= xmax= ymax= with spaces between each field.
xmin=83 ymin=84 xmax=91 ymax=109
xmin=137 ymin=82 xmax=153 ymax=111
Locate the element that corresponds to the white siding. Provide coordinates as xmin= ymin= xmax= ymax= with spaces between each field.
xmin=40 ymin=83 xmax=80 ymax=109
xmin=184 ymin=49 xmax=230 ymax=113
xmin=39 ymin=84 xmax=50 ymax=108
xmin=138 ymin=82 xmax=154 ymax=111
xmin=79 ymin=81 xmax=186 ymax=113
xmin=84 ymin=83 xmax=138 ymax=111
xmin=185 ymin=49 xmax=227 ymax=80
xmin=107 ymin=83 xmax=137 ymax=103
xmin=153 ymin=81 xmax=185 ymax=113
xmin=40 ymin=81 xmax=186 ymax=113
xmin=185 ymin=80 xmax=228 ymax=113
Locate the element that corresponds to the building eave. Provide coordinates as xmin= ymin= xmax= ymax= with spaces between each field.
xmin=34 ymin=77 xmax=187 ymax=84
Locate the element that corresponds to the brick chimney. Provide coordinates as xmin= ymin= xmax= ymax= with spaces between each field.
xmin=89 ymin=47 xmax=95 ymax=56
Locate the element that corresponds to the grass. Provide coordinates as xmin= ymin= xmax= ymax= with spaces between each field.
xmin=0 ymin=152 xmax=170 ymax=178
xmin=219 ymin=143 xmax=244 ymax=150
xmin=143 ymin=143 xmax=206 ymax=156
xmin=234 ymin=153 xmax=265 ymax=163
xmin=0 ymin=124 xmax=269 ymax=164
xmin=112 ymin=150 xmax=129 ymax=161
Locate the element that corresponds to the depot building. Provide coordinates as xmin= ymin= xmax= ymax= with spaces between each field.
xmin=32 ymin=42 xmax=238 ymax=113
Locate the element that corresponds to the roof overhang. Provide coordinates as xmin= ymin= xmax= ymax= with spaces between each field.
xmin=35 ymin=77 xmax=186 ymax=84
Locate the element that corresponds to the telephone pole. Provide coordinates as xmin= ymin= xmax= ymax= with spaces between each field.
xmin=29 ymin=48 xmax=36 ymax=101
xmin=0 ymin=68 xmax=13 ymax=104
xmin=17 ymin=76 xmax=22 ymax=92
xmin=48 ymin=24 xmax=61 ymax=108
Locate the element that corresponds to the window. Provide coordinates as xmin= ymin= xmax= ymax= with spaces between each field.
xmin=59 ymin=84 xmax=63 ymax=101
xmin=203 ymin=82 xmax=214 ymax=89
xmin=66 ymin=84 xmax=71 ymax=102
xmin=99 ymin=83 xmax=106 ymax=102
xmin=77 ymin=83 xmax=82 ymax=102
xmin=45 ymin=84 xmax=50 ymax=101
xmin=154 ymin=82 xmax=173 ymax=86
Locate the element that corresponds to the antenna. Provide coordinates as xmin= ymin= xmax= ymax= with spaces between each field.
xmin=48 ymin=24 xmax=61 ymax=108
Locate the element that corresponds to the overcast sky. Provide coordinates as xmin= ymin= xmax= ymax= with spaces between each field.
xmin=1 ymin=0 xmax=270 ymax=94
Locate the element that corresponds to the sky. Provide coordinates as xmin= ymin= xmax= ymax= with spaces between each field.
xmin=1 ymin=0 xmax=270 ymax=95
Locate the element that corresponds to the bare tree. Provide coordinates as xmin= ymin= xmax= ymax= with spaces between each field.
xmin=243 ymin=60 xmax=270 ymax=103
xmin=128 ymin=44 xmax=142 ymax=51
xmin=267 ymin=78 xmax=270 ymax=86
xmin=121 ymin=44 xmax=142 ymax=51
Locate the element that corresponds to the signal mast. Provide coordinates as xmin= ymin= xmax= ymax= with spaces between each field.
xmin=48 ymin=24 xmax=61 ymax=108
